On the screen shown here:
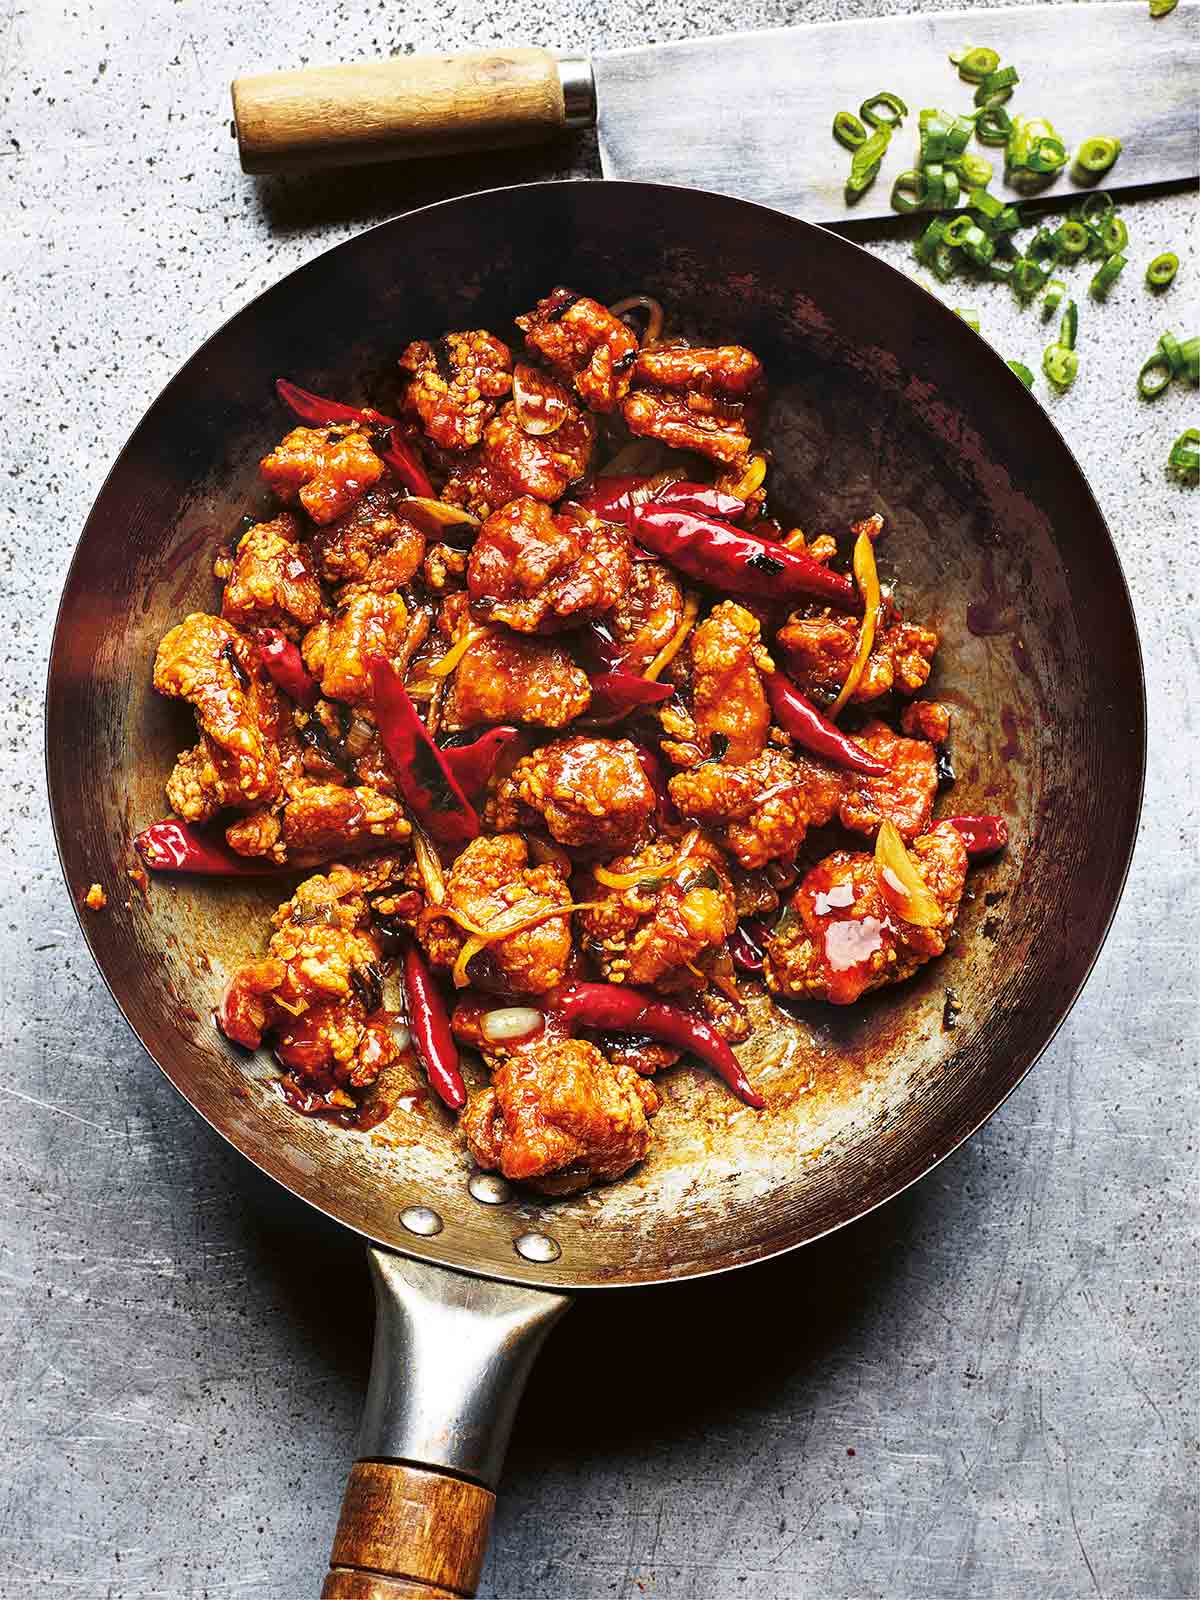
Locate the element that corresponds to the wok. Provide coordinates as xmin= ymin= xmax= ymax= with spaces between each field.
xmin=46 ymin=180 xmax=1144 ymax=1598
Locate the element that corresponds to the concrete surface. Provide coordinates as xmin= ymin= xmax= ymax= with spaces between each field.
xmin=1 ymin=1 xmax=1196 ymax=1596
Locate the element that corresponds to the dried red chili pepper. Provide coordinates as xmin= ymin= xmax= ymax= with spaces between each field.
xmin=134 ymin=820 xmax=284 ymax=875
xmin=577 ymin=475 xmax=748 ymax=526
xmin=257 ymin=628 xmax=319 ymax=708
xmin=729 ymin=920 xmax=768 ymax=974
xmin=438 ymin=726 xmax=521 ymax=799
xmin=370 ymin=657 xmax=480 ymax=846
xmin=551 ymin=980 xmax=764 ymax=1108
xmin=587 ymin=671 xmax=674 ymax=718
xmin=942 ymin=814 xmax=1009 ymax=857
xmin=765 ymin=672 xmax=890 ymax=776
xmin=631 ymin=505 xmax=860 ymax=611
xmin=275 ymin=377 xmax=434 ymax=497
xmin=402 ymin=939 xmax=467 ymax=1111
xmin=632 ymin=742 xmax=677 ymax=823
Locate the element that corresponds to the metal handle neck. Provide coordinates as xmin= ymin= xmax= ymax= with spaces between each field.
xmin=557 ymin=56 xmax=597 ymax=129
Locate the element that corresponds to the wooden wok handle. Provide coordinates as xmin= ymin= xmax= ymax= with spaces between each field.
xmin=321 ymin=1461 xmax=494 ymax=1598
xmin=231 ymin=49 xmax=596 ymax=175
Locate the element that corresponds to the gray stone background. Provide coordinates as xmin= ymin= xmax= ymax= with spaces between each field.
xmin=1 ymin=0 xmax=1196 ymax=1596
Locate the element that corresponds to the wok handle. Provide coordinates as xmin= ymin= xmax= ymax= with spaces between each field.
xmin=231 ymin=50 xmax=596 ymax=176
xmin=321 ymin=1247 xmax=570 ymax=1598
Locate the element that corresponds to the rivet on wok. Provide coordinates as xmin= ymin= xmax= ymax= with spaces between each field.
xmin=514 ymin=1230 xmax=561 ymax=1264
xmin=468 ymin=1171 xmax=512 ymax=1205
xmin=400 ymin=1205 xmax=443 ymax=1237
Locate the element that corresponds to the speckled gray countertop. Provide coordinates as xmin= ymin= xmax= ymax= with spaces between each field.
xmin=1 ymin=2 xmax=1196 ymax=1597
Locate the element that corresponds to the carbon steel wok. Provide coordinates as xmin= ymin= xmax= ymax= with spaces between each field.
xmin=46 ymin=181 xmax=1144 ymax=1598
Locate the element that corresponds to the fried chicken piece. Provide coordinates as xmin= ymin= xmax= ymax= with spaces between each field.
xmin=308 ymin=486 xmax=426 ymax=587
xmin=763 ymin=821 xmax=967 ymax=1005
xmin=467 ymin=496 xmax=629 ymax=634
xmin=303 ymin=590 xmax=410 ymax=705
xmin=224 ymin=781 xmax=412 ymax=868
xmin=668 ymin=748 xmax=822 ymax=871
xmin=442 ymin=395 xmax=596 ymax=520
xmin=689 ymin=601 xmax=773 ymax=763
xmin=462 ymin=1036 xmax=656 ymax=1194
xmin=422 ymin=541 xmax=468 ymax=593
xmin=220 ymin=512 xmax=325 ymax=638
xmin=401 ymin=330 xmax=513 ymax=451
xmin=578 ymin=833 xmax=737 ymax=992
xmin=604 ymin=559 xmax=684 ymax=672
xmin=218 ymin=856 xmax=408 ymax=1101
xmin=489 ymin=737 xmax=655 ymax=855
xmin=259 ymin=424 xmax=386 ymax=526
xmin=776 ymin=609 xmax=939 ymax=705
xmin=515 ymin=288 xmax=638 ymax=413
xmin=154 ymin=613 xmax=283 ymax=821
xmin=622 ymin=345 xmax=764 ymax=465
xmin=419 ymin=834 xmax=574 ymax=995
xmin=900 ymin=700 xmax=951 ymax=745
xmin=837 ymin=721 xmax=938 ymax=842
xmin=439 ymin=598 xmax=592 ymax=730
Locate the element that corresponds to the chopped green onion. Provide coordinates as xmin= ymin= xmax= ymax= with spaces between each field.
xmin=1166 ymin=428 xmax=1199 ymax=484
xmin=1012 ymin=257 xmax=1050 ymax=299
xmin=1054 ymin=220 xmax=1091 ymax=258
xmin=944 ymin=116 xmax=975 ymax=157
xmin=1009 ymin=116 xmax=1069 ymax=176
xmin=1060 ymin=300 xmax=1079 ymax=351
xmin=1077 ymin=191 xmax=1114 ymax=224
xmin=1073 ymin=136 xmax=1122 ymax=179
xmin=1181 ymin=337 xmax=1200 ymax=386
xmin=846 ymin=125 xmax=892 ymax=198
xmin=955 ymin=308 xmax=981 ymax=331
xmin=992 ymin=203 xmax=1024 ymax=235
xmin=974 ymin=105 xmax=1013 ymax=145
xmin=1042 ymin=279 xmax=1067 ymax=316
xmin=919 ymin=109 xmax=950 ymax=163
xmin=975 ymin=66 xmax=1019 ymax=106
xmin=989 ymin=258 xmax=1016 ymax=284
xmin=943 ymin=214 xmax=975 ymax=246
xmin=969 ymin=188 xmax=1004 ymax=221
xmin=931 ymin=242 xmax=958 ymax=282
xmin=1090 ymin=253 xmax=1127 ymax=298
xmin=952 ymin=151 xmax=994 ymax=187
xmin=1029 ymin=227 xmax=1059 ymax=264
xmin=860 ymin=91 xmax=908 ymax=129
xmin=941 ymin=169 xmax=961 ymax=210
xmin=1150 ymin=0 xmax=1180 ymax=16
xmin=961 ymin=225 xmax=995 ymax=267
xmin=1007 ymin=360 xmax=1035 ymax=388
xmin=833 ymin=111 xmax=869 ymax=150
xmin=951 ymin=45 xmax=1001 ymax=81
xmin=1159 ymin=331 xmax=1184 ymax=374
xmin=1146 ymin=252 xmax=1179 ymax=289
xmin=1138 ymin=353 xmax=1173 ymax=399
xmin=914 ymin=217 xmax=947 ymax=265
xmin=1043 ymin=344 xmax=1079 ymax=389
xmin=1098 ymin=214 xmax=1129 ymax=255
xmin=890 ymin=170 xmax=928 ymax=213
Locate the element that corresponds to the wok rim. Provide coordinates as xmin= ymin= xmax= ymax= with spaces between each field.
xmin=45 ymin=177 xmax=1147 ymax=1292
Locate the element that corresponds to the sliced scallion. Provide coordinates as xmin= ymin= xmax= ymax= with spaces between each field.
xmin=1146 ymin=252 xmax=1179 ymax=289
xmin=952 ymin=45 xmax=1001 ymax=81
xmin=943 ymin=214 xmax=975 ymax=247
xmin=1150 ymin=0 xmax=1180 ymax=16
xmin=1073 ymin=136 xmax=1122 ymax=179
xmin=834 ymin=111 xmax=869 ymax=150
xmin=956 ymin=309 xmax=981 ymax=331
xmin=919 ymin=108 xmax=950 ymax=163
xmin=975 ymin=66 xmax=1019 ymax=106
xmin=1077 ymin=191 xmax=1114 ymax=224
xmin=1043 ymin=344 xmax=1079 ymax=389
xmin=953 ymin=150 xmax=994 ymax=187
xmin=974 ymin=105 xmax=1013 ymax=144
xmin=860 ymin=91 xmax=908 ymax=129
xmin=891 ymin=170 xmax=928 ymax=213
xmin=1159 ymin=331 xmax=1184 ymax=374
xmin=1042 ymin=279 xmax=1067 ymax=316
xmin=1098 ymin=214 xmax=1129 ymax=256
xmin=1181 ymin=337 xmax=1200 ymax=387
xmin=969 ymin=187 xmax=1004 ymax=221
xmin=1007 ymin=360 xmax=1035 ymax=388
xmin=1090 ymin=253 xmax=1127 ymax=299
xmin=846 ymin=125 xmax=892 ymax=198
xmin=1054 ymin=220 xmax=1091 ymax=258
xmin=915 ymin=217 xmax=947 ymax=265
xmin=1012 ymin=257 xmax=1050 ymax=299
xmin=1138 ymin=353 xmax=1173 ymax=399
xmin=1060 ymin=300 xmax=1079 ymax=351
xmin=1166 ymin=429 xmax=1199 ymax=484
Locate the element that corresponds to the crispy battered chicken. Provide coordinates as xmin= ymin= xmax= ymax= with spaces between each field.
xmin=668 ymin=748 xmax=817 ymax=870
xmin=303 ymin=590 xmax=410 ymax=705
xmin=259 ymin=424 xmax=385 ymax=525
xmin=225 ymin=782 xmax=411 ymax=867
xmin=467 ymin=496 xmax=629 ymax=633
xmin=837 ymin=721 xmax=939 ymax=842
xmin=604 ymin=559 xmax=684 ymax=672
xmin=443 ymin=393 xmax=596 ymax=520
xmin=579 ymin=833 xmax=737 ymax=991
xmin=622 ymin=345 xmax=764 ymax=465
xmin=900 ymin=699 xmax=951 ymax=745
xmin=220 ymin=512 xmax=325 ymax=638
xmin=462 ymin=1036 xmax=657 ymax=1194
xmin=763 ymin=820 xmax=967 ymax=1005
xmin=218 ymin=856 xmax=406 ymax=1102
xmin=154 ymin=613 xmax=283 ymax=821
xmin=308 ymin=486 xmax=426 ymax=587
xmin=689 ymin=601 xmax=773 ymax=763
xmin=777 ymin=609 xmax=938 ymax=705
xmin=438 ymin=595 xmax=592 ymax=730
xmin=489 ymin=737 xmax=656 ymax=855
xmin=401 ymin=330 xmax=514 ymax=451
xmin=515 ymin=287 xmax=639 ymax=413
xmin=419 ymin=833 xmax=574 ymax=995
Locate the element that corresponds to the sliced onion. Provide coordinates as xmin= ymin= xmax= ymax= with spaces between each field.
xmin=629 ymin=467 xmax=687 ymax=506
xmin=400 ymin=498 xmax=481 ymax=536
xmin=391 ymin=1023 xmax=412 ymax=1052
xmin=512 ymin=363 xmax=570 ymax=436
xmin=875 ymin=821 xmax=943 ymax=928
xmin=342 ymin=712 xmax=375 ymax=760
xmin=411 ymin=823 xmax=446 ymax=906
xmin=609 ymin=294 xmax=665 ymax=347
xmin=480 ymin=1006 xmax=545 ymax=1043
xmin=721 ymin=454 xmax=767 ymax=501
xmin=427 ymin=625 xmax=492 ymax=678
xmin=643 ymin=592 xmax=701 ymax=682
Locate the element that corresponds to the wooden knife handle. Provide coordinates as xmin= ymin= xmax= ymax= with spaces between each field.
xmin=320 ymin=1460 xmax=495 ymax=1599
xmin=232 ymin=49 xmax=595 ymax=175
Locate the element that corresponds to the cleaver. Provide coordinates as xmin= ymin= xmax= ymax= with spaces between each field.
xmin=232 ymin=2 xmax=1199 ymax=222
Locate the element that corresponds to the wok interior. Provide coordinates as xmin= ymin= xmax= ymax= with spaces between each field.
xmin=47 ymin=183 xmax=1143 ymax=1288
